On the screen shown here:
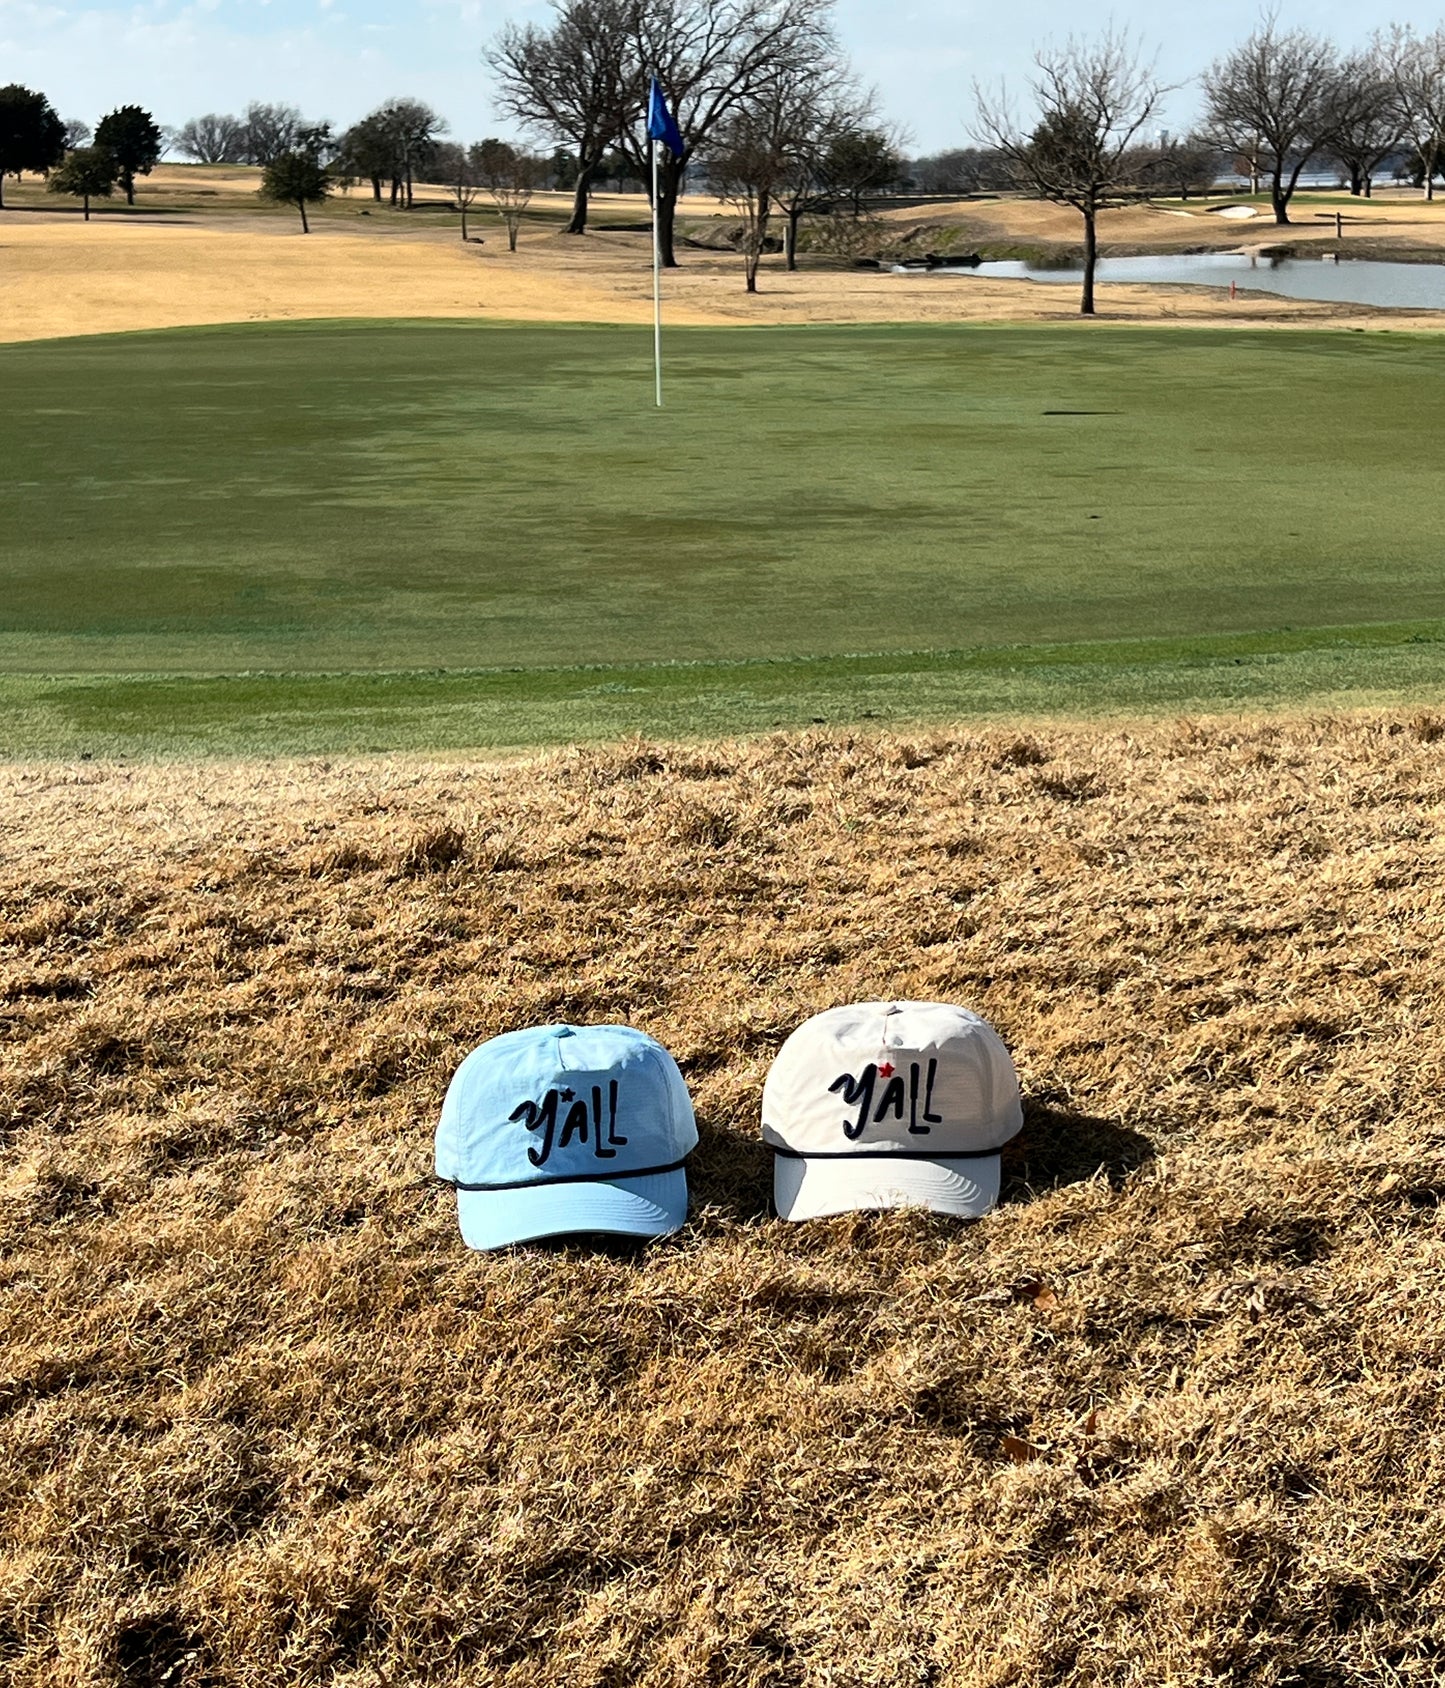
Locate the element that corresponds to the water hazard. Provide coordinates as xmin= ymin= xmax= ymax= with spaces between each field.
xmin=908 ymin=252 xmax=1445 ymax=311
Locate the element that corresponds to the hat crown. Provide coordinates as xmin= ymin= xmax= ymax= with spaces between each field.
xmin=762 ymin=1001 xmax=1021 ymax=1156
xmin=436 ymin=1023 xmax=697 ymax=1189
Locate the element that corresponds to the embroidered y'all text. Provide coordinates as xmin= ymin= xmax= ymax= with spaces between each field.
xmin=828 ymin=1059 xmax=943 ymax=1139
xmin=511 ymin=1081 xmax=629 ymax=1166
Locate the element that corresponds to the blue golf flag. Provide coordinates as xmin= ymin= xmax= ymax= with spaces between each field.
xmin=647 ymin=77 xmax=685 ymax=157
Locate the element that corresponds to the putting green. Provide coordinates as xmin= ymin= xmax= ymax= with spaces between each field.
xmin=2 ymin=319 xmax=1443 ymax=753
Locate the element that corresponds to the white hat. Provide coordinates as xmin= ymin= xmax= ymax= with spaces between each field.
xmin=762 ymin=1002 xmax=1022 ymax=1221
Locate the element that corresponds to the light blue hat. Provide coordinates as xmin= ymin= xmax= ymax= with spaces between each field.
xmin=436 ymin=1024 xmax=698 ymax=1251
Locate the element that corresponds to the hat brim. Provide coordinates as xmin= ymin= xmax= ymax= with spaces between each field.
xmin=455 ymin=1169 xmax=688 ymax=1252
xmin=773 ymin=1154 xmax=1000 ymax=1222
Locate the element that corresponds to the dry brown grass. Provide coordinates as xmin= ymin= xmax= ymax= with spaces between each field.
xmin=879 ymin=189 xmax=1445 ymax=255
xmin=7 ymin=184 xmax=1445 ymax=344
xmin=0 ymin=219 xmax=691 ymax=343
xmin=3 ymin=715 xmax=1445 ymax=1686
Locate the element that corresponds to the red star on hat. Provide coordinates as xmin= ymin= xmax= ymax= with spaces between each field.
xmin=877 ymin=1062 xmax=895 ymax=1078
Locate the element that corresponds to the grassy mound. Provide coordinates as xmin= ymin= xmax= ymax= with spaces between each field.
xmin=3 ymin=715 xmax=1443 ymax=1683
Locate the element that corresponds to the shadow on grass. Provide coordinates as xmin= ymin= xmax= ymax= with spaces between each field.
xmin=471 ymin=1102 xmax=1156 ymax=1251
xmin=694 ymin=1103 xmax=1157 ymax=1226
xmin=520 ymin=1232 xmax=663 ymax=1261
xmin=1001 ymin=1099 xmax=1156 ymax=1203
xmin=690 ymin=1119 xmax=773 ymax=1224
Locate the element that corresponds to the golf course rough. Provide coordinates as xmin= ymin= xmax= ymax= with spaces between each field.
xmin=5 ymin=716 xmax=1444 ymax=1682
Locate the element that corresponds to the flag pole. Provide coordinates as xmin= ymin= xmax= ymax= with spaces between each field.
xmin=651 ymin=135 xmax=663 ymax=409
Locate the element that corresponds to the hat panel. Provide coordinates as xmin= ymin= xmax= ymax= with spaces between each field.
xmin=760 ymin=1001 xmax=886 ymax=1148
xmin=436 ymin=1026 xmax=565 ymax=1187
xmin=559 ymin=1024 xmax=697 ymax=1164
xmin=762 ymin=1001 xmax=1021 ymax=1157
xmin=436 ymin=1024 xmax=694 ymax=1189
xmin=636 ymin=1038 xmax=699 ymax=1160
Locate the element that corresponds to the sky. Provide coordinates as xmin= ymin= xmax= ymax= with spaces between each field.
xmin=0 ymin=0 xmax=1439 ymax=155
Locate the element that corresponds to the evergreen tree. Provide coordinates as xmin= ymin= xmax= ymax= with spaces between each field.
xmin=0 ymin=84 xmax=65 ymax=208
xmin=259 ymin=149 xmax=332 ymax=232
xmin=94 ymin=105 xmax=163 ymax=204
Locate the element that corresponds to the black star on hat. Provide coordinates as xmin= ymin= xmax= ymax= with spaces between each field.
xmin=560 ymin=1089 xmax=574 ymax=1102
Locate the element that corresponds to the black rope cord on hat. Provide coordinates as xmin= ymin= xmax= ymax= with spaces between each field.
xmin=766 ymin=1140 xmax=1016 ymax=1161
xmin=439 ymin=1157 xmax=689 ymax=1193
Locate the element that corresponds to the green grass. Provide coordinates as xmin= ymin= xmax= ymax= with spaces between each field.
xmin=3 ymin=318 xmax=1445 ymax=755
xmin=4 ymin=621 xmax=1445 ymax=759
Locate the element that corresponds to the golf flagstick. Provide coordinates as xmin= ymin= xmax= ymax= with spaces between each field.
xmin=646 ymin=76 xmax=682 ymax=409
xmin=652 ymin=134 xmax=662 ymax=409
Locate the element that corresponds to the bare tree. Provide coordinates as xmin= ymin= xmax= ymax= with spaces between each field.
xmin=242 ymin=102 xmax=306 ymax=166
xmin=705 ymin=56 xmax=872 ymax=272
xmin=1384 ymin=24 xmax=1445 ymax=202
xmin=455 ymin=167 xmax=483 ymax=242
xmin=174 ymin=113 xmax=248 ymax=164
xmin=1202 ymin=18 xmax=1336 ymax=225
xmin=975 ymin=31 xmax=1167 ymax=317
xmin=771 ymin=76 xmax=874 ymax=268
xmin=489 ymin=0 xmax=640 ymax=236
xmin=1321 ymin=48 xmax=1403 ymax=198
xmin=707 ymin=91 xmax=899 ymax=290
xmin=430 ymin=142 xmax=480 ymax=238
xmin=62 ymin=118 xmax=91 ymax=151
xmin=472 ymin=138 xmax=544 ymax=249
xmin=621 ymin=0 xmax=838 ymax=268
xmin=383 ymin=99 xmax=446 ymax=207
xmin=705 ymin=81 xmax=792 ymax=291
xmin=1142 ymin=134 xmax=1222 ymax=200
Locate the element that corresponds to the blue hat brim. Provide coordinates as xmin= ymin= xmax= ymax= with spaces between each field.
xmin=455 ymin=1169 xmax=688 ymax=1252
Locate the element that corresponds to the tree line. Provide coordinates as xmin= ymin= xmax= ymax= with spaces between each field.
xmin=239 ymin=123 xmax=554 ymax=239
xmin=4 ymin=7 xmax=1444 ymax=280
xmin=1198 ymin=20 xmax=1445 ymax=216
xmin=971 ymin=17 xmax=1445 ymax=316
xmin=907 ymin=22 xmax=1445 ymax=210
xmin=481 ymin=0 xmax=1445 ymax=287
xmin=0 ymin=87 xmax=165 ymax=214
xmin=0 ymin=83 xmax=553 ymax=238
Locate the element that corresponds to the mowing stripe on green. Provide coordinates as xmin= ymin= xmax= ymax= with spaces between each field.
xmin=4 ymin=620 xmax=1443 ymax=759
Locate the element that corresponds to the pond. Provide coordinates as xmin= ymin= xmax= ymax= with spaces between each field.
xmin=909 ymin=252 xmax=1445 ymax=310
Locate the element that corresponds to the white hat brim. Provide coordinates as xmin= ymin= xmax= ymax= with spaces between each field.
xmin=773 ymin=1154 xmax=1001 ymax=1221
xmin=455 ymin=1169 xmax=687 ymax=1251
